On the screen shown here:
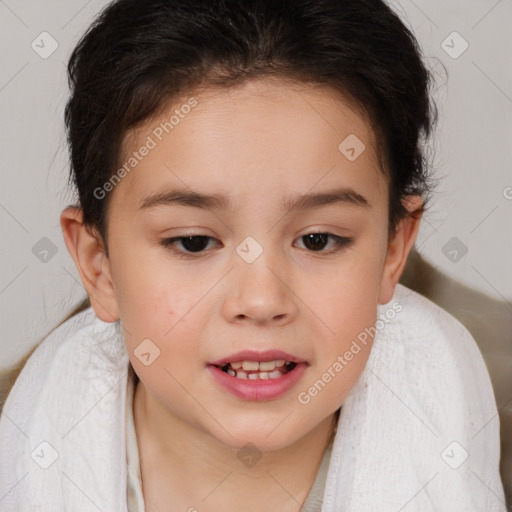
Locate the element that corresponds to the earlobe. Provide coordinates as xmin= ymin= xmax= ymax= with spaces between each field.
xmin=378 ymin=196 xmax=424 ymax=305
xmin=60 ymin=206 xmax=119 ymax=322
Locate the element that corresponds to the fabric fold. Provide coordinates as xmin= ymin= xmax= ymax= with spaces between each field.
xmin=0 ymin=283 xmax=506 ymax=511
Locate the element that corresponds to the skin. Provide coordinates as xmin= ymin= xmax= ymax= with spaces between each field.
xmin=60 ymin=77 xmax=423 ymax=511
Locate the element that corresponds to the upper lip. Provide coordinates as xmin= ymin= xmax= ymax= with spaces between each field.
xmin=209 ymin=349 xmax=307 ymax=366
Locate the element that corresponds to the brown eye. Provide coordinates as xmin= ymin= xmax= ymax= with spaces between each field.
xmin=160 ymin=234 xmax=217 ymax=256
xmin=296 ymin=232 xmax=353 ymax=254
xmin=159 ymin=232 xmax=353 ymax=259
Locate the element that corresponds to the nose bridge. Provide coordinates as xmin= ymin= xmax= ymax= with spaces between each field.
xmin=223 ymin=233 xmax=296 ymax=323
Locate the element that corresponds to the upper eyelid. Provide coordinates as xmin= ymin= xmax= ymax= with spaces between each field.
xmin=163 ymin=231 xmax=345 ymax=242
xmin=161 ymin=232 xmax=352 ymax=252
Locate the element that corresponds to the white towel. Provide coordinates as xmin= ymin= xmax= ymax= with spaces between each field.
xmin=0 ymin=283 xmax=506 ymax=511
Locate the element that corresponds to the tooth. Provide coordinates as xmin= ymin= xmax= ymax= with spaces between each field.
xmin=231 ymin=361 xmax=243 ymax=369
xmin=236 ymin=371 xmax=247 ymax=379
xmin=242 ymin=361 xmax=259 ymax=371
xmin=248 ymin=373 xmax=259 ymax=380
xmin=259 ymin=361 xmax=276 ymax=371
xmin=275 ymin=360 xmax=285 ymax=367
xmin=259 ymin=372 xmax=269 ymax=379
xmin=269 ymin=370 xmax=282 ymax=379
xmin=227 ymin=369 xmax=236 ymax=376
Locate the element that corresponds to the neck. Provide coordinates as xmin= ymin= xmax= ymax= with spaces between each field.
xmin=133 ymin=379 xmax=337 ymax=512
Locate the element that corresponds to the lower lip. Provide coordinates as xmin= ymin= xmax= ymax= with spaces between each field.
xmin=207 ymin=363 xmax=308 ymax=401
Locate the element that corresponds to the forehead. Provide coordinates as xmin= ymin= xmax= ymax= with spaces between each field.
xmin=113 ymin=77 xmax=387 ymax=213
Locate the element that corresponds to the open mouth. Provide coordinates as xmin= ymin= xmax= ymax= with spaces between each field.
xmin=214 ymin=360 xmax=298 ymax=380
xmin=207 ymin=354 xmax=308 ymax=400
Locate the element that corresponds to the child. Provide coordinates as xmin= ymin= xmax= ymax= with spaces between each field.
xmin=0 ymin=0 xmax=506 ymax=510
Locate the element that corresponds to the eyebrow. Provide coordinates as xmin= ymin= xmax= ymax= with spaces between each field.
xmin=138 ymin=186 xmax=371 ymax=213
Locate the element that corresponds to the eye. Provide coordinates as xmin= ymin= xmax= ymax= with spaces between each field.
xmin=294 ymin=232 xmax=353 ymax=254
xmin=160 ymin=234 xmax=218 ymax=258
xmin=159 ymin=232 xmax=353 ymax=258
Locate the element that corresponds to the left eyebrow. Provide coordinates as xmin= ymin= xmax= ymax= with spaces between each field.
xmin=283 ymin=186 xmax=371 ymax=212
xmin=138 ymin=186 xmax=371 ymax=212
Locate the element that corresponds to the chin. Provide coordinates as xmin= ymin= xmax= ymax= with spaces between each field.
xmin=206 ymin=421 xmax=305 ymax=454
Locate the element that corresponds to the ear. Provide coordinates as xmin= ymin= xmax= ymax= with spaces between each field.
xmin=60 ymin=207 xmax=119 ymax=322
xmin=378 ymin=196 xmax=424 ymax=305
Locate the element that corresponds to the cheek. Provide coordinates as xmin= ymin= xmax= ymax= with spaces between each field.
xmin=306 ymin=258 xmax=382 ymax=341
xmin=124 ymin=281 xmax=202 ymax=393
xmin=322 ymin=287 xmax=378 ymax=365
xmin=298 ymin=285 xmax=377 ymax=414
xmin=298 ymin=253 xmax=381 ymax=406
xmin=112 ymin=256 xmax=196 ymax=356
xmin=131 ymin=284 xmax=197 ymax=341
xmin=112 ymin=244 xmax=180 ymax=322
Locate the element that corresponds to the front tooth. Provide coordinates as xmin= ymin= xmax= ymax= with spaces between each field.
xmin=242 ymin=361 xmax=259 ymax=371
xmin=259 ymin=372 xmax=270 ymax=379
xmin=236 ymin=371 xmax=248 ymax=379
xmin=269 ymin=369 xmax=282 ymax=379
xmin=248 ymin=373 xmax=259 ymax=380
xmin=275 ymin=360 xmax=285 ymax=367
xmin=259 ymin=361 xmax=276 ymax=371
xmin=231 ymin=361 xmax=243 ymax=369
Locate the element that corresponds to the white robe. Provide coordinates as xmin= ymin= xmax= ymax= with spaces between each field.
xmin=0 ymin=283 xmax=506 ymax=511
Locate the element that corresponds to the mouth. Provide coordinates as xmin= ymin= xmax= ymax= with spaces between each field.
xmin=207 ymin=350 xmax=308 ymax=401
xmin=214 ymin=359 xmax=298 ymax=380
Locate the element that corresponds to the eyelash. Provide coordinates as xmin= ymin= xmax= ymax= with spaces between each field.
xmin=159 ymin=232 xmax=354 ymax=259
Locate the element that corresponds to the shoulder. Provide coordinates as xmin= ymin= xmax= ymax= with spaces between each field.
xmin=0 ymin=306 xmax=116 ymax=415
xmin=380 ymin=283 xmax=499 ymax=432
xmin=386 ymin=282 xmax=473 ymax=335
xmin=381 ymin=283 xmax=486 ymax=365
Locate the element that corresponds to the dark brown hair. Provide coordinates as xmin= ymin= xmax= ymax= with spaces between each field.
xmin=63 ymin=0 xmax=442 ymax=257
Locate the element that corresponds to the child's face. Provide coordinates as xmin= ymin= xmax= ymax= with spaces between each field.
xmin=73 ymin=78 xmax=420 ymax=450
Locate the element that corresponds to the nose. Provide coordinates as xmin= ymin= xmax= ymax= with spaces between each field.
xmin=221 ymin=248 xmax=298 ymax=326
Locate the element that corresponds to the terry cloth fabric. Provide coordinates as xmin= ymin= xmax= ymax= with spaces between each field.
xmin=125 ymin=365 xmax=333 ymax=511
xmin=0 ymin=283 xmax=507 ymax=511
